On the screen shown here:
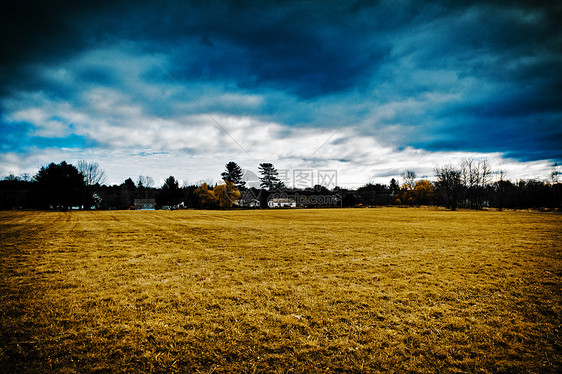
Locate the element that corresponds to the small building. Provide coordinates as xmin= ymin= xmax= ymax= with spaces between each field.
xmin=268 ymin=196 xmax=296 ymax=208
xmin=134 ymin=199 xmax=156 ymax=210
xmin=237 ymin=190 xmax=261 ymax=208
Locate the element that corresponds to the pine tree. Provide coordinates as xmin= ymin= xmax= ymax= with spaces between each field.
xmin=258 ymin=163 xmax=281 ymax=190
xmin=221 ymin=161 xmax=246 ymax=189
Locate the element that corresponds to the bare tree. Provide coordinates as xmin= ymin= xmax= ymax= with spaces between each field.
xmin=552 ymin=163 xmax=560 ymax=184
xmin=461 ymin=158 xmax=492 ymax=209
xmin=480 ymin=159 xmax=491 ymax=185
xmin=77 ymin=160 xmax=106 ymax=186
xmin=401 ymin=170 xmax=416 ymax=190
xmin=435 ymin=165 xmax=462 ymax=210
xmin=137 ymin=175 xmax=154 ymax=188
xmin=460 ymin=158 xmax=474 ymax=189
xmin=136 ymin=175 xmax=154 ymax=199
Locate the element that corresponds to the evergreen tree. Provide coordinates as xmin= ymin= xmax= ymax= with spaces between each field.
xmin=258 ymin=163 xmax=281 ymax=190
xmin=221 ymin=161 xmax=246 ymax=189
xmin=390 ymin=178 xmax=400 ymax=194
xmin=34 ymin=161 xmax=88 ymax=209
xmin=159 ymin=176 xmax=182 ymax=206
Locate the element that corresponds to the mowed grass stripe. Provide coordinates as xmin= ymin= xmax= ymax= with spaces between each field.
xmin=0 ymin=208 xmax=560 ymax=373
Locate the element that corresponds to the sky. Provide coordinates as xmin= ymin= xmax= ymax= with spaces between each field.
xmin=1 ymin=0 xmax=561 ymax=188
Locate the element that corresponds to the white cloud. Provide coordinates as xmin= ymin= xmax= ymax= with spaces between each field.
xmin=1 ymin=107 xmax=554 ymax=188
xmin=9 ymin=106 xmax=74 ymax=138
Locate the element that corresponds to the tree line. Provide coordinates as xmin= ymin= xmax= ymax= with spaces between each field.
xmin=0 ymin=159 xmax=560 ymax=211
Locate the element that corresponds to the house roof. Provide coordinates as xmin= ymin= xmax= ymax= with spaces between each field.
xmin=239 ymin=190 xmax=259 ymax=202
xmin=134 ymin=199 xmax=156 ymax=205
xmin=269 ymin=197 xmax=296 ymax=204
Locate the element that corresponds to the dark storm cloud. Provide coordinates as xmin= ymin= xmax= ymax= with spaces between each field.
xmin=0 ymin=0 xmax=408 ymax=97
xmin=3 ymin=0 xmax=560 ymax=98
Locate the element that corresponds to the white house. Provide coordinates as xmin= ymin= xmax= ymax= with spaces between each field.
xmin=268 ymin=196 xmax=296 ymax=208
xmin=134 ymin=199 xmax=156 ymax=210
xmin=237 ymin=190 xmax=261 ymax=208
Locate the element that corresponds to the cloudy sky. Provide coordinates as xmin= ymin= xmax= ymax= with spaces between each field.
xmin=1 ymin=0 xmax=560 ymax=187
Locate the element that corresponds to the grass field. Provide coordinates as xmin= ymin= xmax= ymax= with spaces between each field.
xmin=0 ymin=208 xmax=560 ymax=373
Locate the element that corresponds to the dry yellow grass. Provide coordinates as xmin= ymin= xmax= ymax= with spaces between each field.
xmin=0 ymin=208 xmax=560 ymax=373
